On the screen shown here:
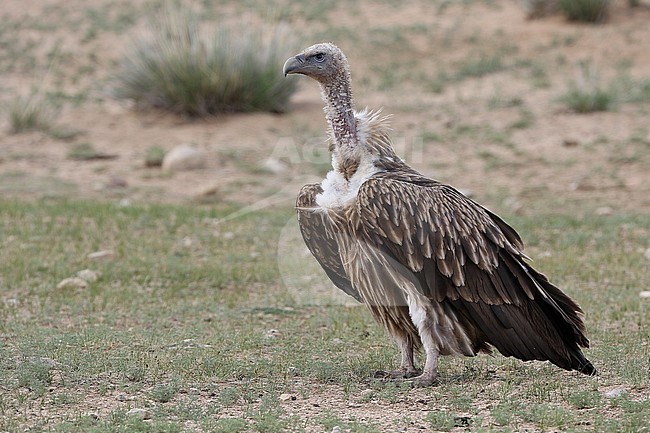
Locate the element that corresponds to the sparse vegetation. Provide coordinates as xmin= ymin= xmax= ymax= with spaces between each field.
xmin=1 ymin=199 xmax=648 ymax=432
xmin=558 ymin=0 xmax=609 ymax=22
xmin=2 ymin=0 xmax=650 ymax=431
xmin=112 ymin=6 xmax=298 ymax=116
xmin=561 ymin=62 xmax=615 ymax=113
xmin=8 ymin=94 xmax=56 ymax=134
xmin=561 ymin=86 xmax=613 ymax=113
xmin=144 ymin=145 xmax=166 ymax=167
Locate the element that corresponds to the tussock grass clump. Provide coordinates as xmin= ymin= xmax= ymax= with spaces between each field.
xmin=562 ymin=87 xmax=613 ymax=113
xmin=561 ymin=62 xmax=615 ymax=113
xmin=113 ymin=8 xmax=298 ymax=116
xmin=558 ymin=0 xmax=609 ymax=22
xmin=8 ymin=94 xmax=56 ymax=134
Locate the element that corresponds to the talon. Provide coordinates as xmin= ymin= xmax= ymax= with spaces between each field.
xmin=373 ymin=369 xmax=420 ymax=380
xmin=406 ymin=373 xmax=440 ymax=387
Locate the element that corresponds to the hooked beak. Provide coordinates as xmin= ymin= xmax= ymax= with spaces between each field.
xmin=283 ymin=54 xmax=306 ymax=77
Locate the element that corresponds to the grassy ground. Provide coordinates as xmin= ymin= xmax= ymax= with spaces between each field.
xmin=1 ymin=0 xmax=649 ymax=431
xmin=1 ymin=198 xmax=648 ymax=432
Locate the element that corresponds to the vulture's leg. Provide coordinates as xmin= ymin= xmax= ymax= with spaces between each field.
xmin=406 ymin=298 xmax=440 ymax=387
xmin=397 ymin=334 xmax=419 ymax=377
xmin=375 ymin=330 xmax=419 ymax=379
xmin=411 ymin=344 xmax=439 ymax=387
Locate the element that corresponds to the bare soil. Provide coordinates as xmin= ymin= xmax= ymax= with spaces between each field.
xmin=1 ymin=0 xmax=649 ymax=215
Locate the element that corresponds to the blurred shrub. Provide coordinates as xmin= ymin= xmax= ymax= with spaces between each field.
xmin=561 ymin=61 xmax=614 ymax=113
xmin=8 ymin=94 xmax=56 ymax=134
xmin=558 ymin=0 xmax=609 ymax=22
xmin=113 ymin=7 xmax=297 ymax=116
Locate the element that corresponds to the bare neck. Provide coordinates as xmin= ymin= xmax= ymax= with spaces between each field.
xmin=319 ymin=69 xmax=357 ymax=148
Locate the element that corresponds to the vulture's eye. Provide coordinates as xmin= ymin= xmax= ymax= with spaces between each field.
xmin=314 ymin=53 xmax=326 ymax=63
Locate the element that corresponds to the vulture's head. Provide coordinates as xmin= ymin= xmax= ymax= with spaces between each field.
xmin=283 ymin=43 xmax=348 ymax=84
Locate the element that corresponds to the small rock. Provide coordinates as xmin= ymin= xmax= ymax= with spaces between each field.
xmin=116 ymin=394 xmax=127 ymax=402
xmin=77 ymin=269 xmax=100 ymax=282
xmin=359 ymin=389 xmax=374 ymax=399
xmin=454 ymin=416 xmax=472 ymax=427
xmin=639 ymin=291 xmax=650 ymax=299
xmin=279 ymin=393 xmax=294 ymax=401
xmin=263 ymin=157 xmax=289 ymax=175
xmin=604 ymin=387 xmax=626 ymax=398
xmin=85 ymin=412 xmax=100 ymax=420
xmin=194 ymin=184 xmax=220 ymax=198
xmin=265 ymin=329 xmax=281 ymax=339
xmin=57 ymin=277 xmax=88 ymax=290
xmin=595 ymin=206 xmax=613 ymax=216
xmin=644 ymin=248 xmax=650 ymax=261
xmin=27 ymin=356 xmax=66 ymax=369
xmin=106 ymin=176 xmax=128 ymax=189
xmin=126 ymin=408 xmax=152 ymax=420
xmin=162 ymin=144 xmax=205 ymax=172
xmin=562 ymin=139 xmax=579 ymax=147
xmin=331 ymin=427 xmax=342 ymax=433
xmin=6 ymin=298 xmax=19 ymax=307
xmin=88 ymin=250 xmax=114 ymax=260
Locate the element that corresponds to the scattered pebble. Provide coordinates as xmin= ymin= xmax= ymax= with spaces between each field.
xmin=85 ymin=412 xmax=100 ymax=420
xmin=263 ymin=157 xmax=289 ymax=175
xmin=359 ymin=389 xmax=374 ymax=399
xmin=77 ymin=269 xmax=100 ymax=282
xmin=331 ymin=427 xmax=342 ymax=433
xmin=279 ymin=393 xmax=295 ymax=402
xmin=265 ymin=329 xmax=281 ymax=339
xmin=162 ymin=144 xmax=205 ymax=172
xmin=56 ymin=277 xmax=88 ymax=290
xmin=194 ymin=184 xmax=220 ymax=199
xmin=88 ymin=250 xmax=114 ymax=260
xmin=27 ymin=356 xmax=67 ymax=369
xmin=595 ymin=206 xmax=613 ymax=216
xmin=562 ymin=139 xmax=579 ymax=147
xmin=106 ymin=175 xmax=128 ymax=189
xmin=604 ymin=387 xmax=626 ymax=398
xmin=639 ymin=291 xmax=650 ymax=299
xmin=126 ymin=408 xmax=152 ymax=420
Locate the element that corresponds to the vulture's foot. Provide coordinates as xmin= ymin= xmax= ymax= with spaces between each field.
xmin=406 ymin=372 xmax=440 ymax=387
xmin=373 ymin=368 xmax=420 ymax=380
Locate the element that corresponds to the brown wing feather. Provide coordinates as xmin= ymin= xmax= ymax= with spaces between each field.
xmin=296 ymin=183 xmax=362 ymax=302
xmin=355 ymin=174 xmax=595 ymax=375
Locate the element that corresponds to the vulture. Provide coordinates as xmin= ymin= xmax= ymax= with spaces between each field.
xmin=283 ymin=43 xmax=595 ymax=386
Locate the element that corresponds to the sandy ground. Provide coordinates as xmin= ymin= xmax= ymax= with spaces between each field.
xmin=1 ymin=0 xmax=649 ymax=215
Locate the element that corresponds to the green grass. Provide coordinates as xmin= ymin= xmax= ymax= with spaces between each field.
xmin=561 ymin=62 xmax=615 ymax=113
xmin=112 ymin=6 xmax=298 ymax=116
xmin=0 ymin=198 xmax=648 ymax=432
xmin=561 ymin=86 xmax=614 ymax=113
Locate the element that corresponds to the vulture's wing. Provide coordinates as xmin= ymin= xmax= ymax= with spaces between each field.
xmin=296 ymin=183 xmax=362 ymax=302
xmin=356 ymin=175 xmax=595 ymax=374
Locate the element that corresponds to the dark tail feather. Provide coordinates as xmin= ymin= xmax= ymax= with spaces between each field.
xmin=570 ymin=348 xmax=597 ymax=376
